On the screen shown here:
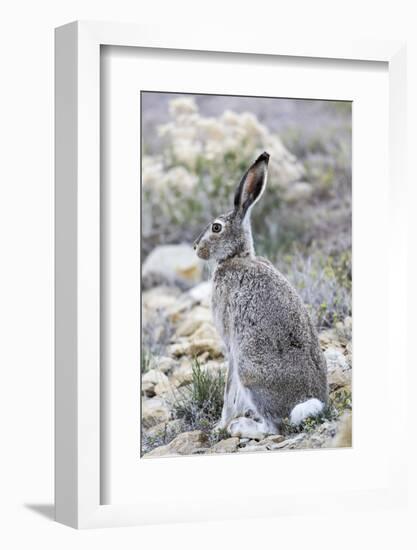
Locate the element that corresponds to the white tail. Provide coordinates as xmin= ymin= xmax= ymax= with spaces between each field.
xmin=290 ymin=398 xmax=324 ymax=425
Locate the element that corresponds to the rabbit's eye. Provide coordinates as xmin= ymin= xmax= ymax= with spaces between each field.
xmin=212 ymin=222 xmax=222 ymax=233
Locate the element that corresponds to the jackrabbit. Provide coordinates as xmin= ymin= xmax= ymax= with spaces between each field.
xmin=193 ymin=152 xmax=328 ymax=438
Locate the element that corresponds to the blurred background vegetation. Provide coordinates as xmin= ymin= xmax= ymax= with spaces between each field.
xmin=141 ymin=92 xmax=352 ymax=331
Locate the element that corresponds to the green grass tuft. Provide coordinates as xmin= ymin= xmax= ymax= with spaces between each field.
xmin=173 ymin=358 xmax=225 ymax=433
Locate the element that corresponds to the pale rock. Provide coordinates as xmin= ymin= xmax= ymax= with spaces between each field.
xmin=176 ymin=317 xmax=203 ymax=338
xmin=269 ymin=434 xmax=306 ymax=450
xmin=167 ymin=342 xmax=189 ymax=358
xmin=319 ymin=328 xmax=341 ymax=348
xmin=142 ymin=244 xmax=203 ymax=286
xmin=317 ymin=421 xmax=331 ymax=434
xmin=168 ymin=338 xmax=223 ymax=359
xmin=142 ymin=368 xmax=169 ymax=386
xmin=259 ymin=434 xmax=285 ymax=448
xmin=335 ymin=316 xmax=352 ymax=341
xmin=156 ymin=356 xmax=178 ymax=374
xmin=170 ymin=363 xmax=194 ymax=387
xmin=328 ymin=366 xmax=351 ymax=391
xmin=142 ymin=398 xmax=170 ymax=428
xmin=192 ymin=322 xmax=219 ymax=342
xmin=154 ymin=379 xmax=174 ymax=396
xmin=238 ymin=445 xmax=269 ymax=453
xmin=330 ymin=412 xmax=352 ymax=448
xmin=319 ymin=330 xmax=333 ymax=347
xmin=142 ymin=369 xmax=169 ymax=397
xmin=210 ymin=437 xmax=240 ymax=453
xmin=324 ymin=347 xmax=348 ymax=371
xmin=144 ymin=419 xmax=182 ymax=440
xmin=192 ymin=447 xmax=211 ymax=455
xmin=165 ymin=298 xmax=195 ymax=321
xmin=142 ymin=381 xmax=156 ymax=398
xmin=186 ymin=305 xmax=212 ymax=324
xmin=188 ymin=281 xmax=212 ymax=304
xmin=191 ymin=338 xmax=223 ymax=358
xmin=180 ymin=357 xmax=193 ymax=368
xmin=142 ymin=287 xmax=179 ymax=312
xmin=143 ymin=430 xmax=208 ymax=457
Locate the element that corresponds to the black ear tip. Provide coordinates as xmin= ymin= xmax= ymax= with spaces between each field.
xmin=256 ymin=151 xmax=270 ymax=164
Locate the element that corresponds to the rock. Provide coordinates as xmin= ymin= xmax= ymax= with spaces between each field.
xmin=238 ymin=445 xmax=269 ymax=453
xmin=169 ymin=359 xmax=225 ymax=388
xmin=328 ymin=366 xmax=351 ymax=392
xmin=192 ymin=322 xmax=219 ymax=341
xmin=325 ymin=347 xmax=348 ymax=371
xmin=269 ymin=434 xmax=306 ymax=450
xmin=317 ymin=421 xmax=331 ymax=434
xmin=168 ymin=338 xmax=223 ymax=359
xmin=319 ymin=329 xmax=344 ymax=349
xmin=142 ymin=369 xmax=168 ymax=397
xmin=142 ymin=398 xmax=170 ymax=428
xmin=142 ymin=368 xmax=169 ymax=386
xmin=144 ymin=419 xmax=182 ymax=440
xmin=142 ymin=369 xmax=170 ymax=396
xmin=268 ymin=441 xmax=289 ymax=450
xmin=142 ymin=381 xmax=156 ymax=397
xmin=176 ymin=318 xmax=203 ymax=338
xmin=143 ymin=430 xmax=208 ymax=457
xmin=192 ymin=447 xmax=211 ymax=455
xmin=319 ymin=330 xmax=333 ymax=347
xmin=197 ymin=351 xmax=210 ymax=362
xmin=142 ymin=244 xmax=203 ymax=287
xmin=186 ymin=305 xmax=212 ymax=323
xmin=167 ymin=342 xmax=187 ymax=358
xmin=142 ymin=286 xmax=180 ymax=312
xmin=330 ymin=412 xmax=352 ymax=448
xmin=259 ymin=434 xmax=285 ymax=448
xmin=335 ymin=316 xmax=352 ymax=340
xmin=210 ymin=437 xmax=240 ymax=453
xmin=187 ymin=281 xmax=212 ymax=304
xmin=155 ymin=356 xmax=178 ymax=374
xmin=182 ymin=305 xmax=213 ymax=327
xmin=164 ymin=297 xmax=195 ymax=321
xmin=154 ymin=380 xmax=174 ymax=396
xmin=170 ymin=362 xmax=194 ymax=387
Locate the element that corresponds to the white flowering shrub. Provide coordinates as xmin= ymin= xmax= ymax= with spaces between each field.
xmin=142 ymin=98 xmax=308 ymax=255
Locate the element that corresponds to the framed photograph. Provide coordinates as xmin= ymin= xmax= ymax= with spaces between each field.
xmin=55 ymin=21 xmax=408 ymax=528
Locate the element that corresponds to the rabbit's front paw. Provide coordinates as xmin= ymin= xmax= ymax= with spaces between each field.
xmin=228 ymin=417 xmax=268 ymax=440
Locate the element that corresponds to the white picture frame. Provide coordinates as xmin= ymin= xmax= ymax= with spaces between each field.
xmin=55 ymin=21 xmax=407 ymax=529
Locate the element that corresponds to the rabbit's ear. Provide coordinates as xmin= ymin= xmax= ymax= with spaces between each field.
xmin=234 ymin=152 xmax=269 ymax=219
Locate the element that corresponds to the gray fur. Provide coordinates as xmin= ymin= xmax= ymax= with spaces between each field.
xmin=193 ymin=152 xmax=328 ymax=434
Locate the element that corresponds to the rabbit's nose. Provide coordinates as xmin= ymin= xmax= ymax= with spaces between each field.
xmin=193 ymin=242 xmax=198 ymax=250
